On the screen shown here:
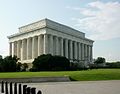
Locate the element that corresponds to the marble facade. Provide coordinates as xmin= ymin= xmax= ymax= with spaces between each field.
xmin=8 ymin=18 xmax=94 ymax=65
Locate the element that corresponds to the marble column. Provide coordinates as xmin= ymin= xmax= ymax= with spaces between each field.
xmin=17 ymin=40 xmax=21 ymax=59
xmin=65 ymin=39 xmax=68 ymax=58
xmin=22 ymin=39 xmax=27 ymax=60
xmin=74 ymin=41 xmax=77 ymax=60
xmin=70 ymin=40 xmax=73 ymax=60
xmin=78 ymin=42 xmax=81 ymax=60
xmin=90 ymin=46 xmax=93 ymax=62
xmin=87 ymin=45 xmax=90 ymax=62
xmin=13 ymin=41 xmax=17 ymax=56
xmin=77 ymin=42 xmax=79 ymax=60
xmin=35 ymin=36 xmax=38 ymax=57
xmin=84 ymin=44 xmax=86 ymax=60
xmin=44 ymin=34 xmax=48 ymax=54
xmin=58 ymin=38 xmax=60 ymax=55
xmin=49 ymin=34 xmax=53 ymax=55
xmin=38 ymin=35 xmax=43 ymax=56
xmin=60 ymin=38 xmax=63 ymax=56
xmin=81 ymin=43 xmax=84 ymax=60
xmin=9 ymin=42 xmax=12 ymax=56
xmin=53 ymin=36 xmax=55 ymax=55
xmin=55 ymin=36 xmax=59 ymax=55
xmin=27 ymin=37 xmax=32 ymax=59
xmin=19 ymin=40 xmax=22 ymax=60
xmin=32 ymin=36 xmax=38 ymax=59
xmin=84 ymin=44 xmax=88 ymax=60
xmin=32 ymin=37 xmax=35 ymax=59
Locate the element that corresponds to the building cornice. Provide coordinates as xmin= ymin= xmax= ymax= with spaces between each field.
xmin=8 ymin=18 xmax=94 ymax=43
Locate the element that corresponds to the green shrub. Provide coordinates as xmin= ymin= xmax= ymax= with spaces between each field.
xmin=32 ymin=54 xmax=70 ymax=71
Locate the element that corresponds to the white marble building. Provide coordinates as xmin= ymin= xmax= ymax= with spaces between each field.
xmin=8 ymin=18 xmax=94 ymax=66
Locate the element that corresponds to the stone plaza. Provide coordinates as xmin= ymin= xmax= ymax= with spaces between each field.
xmin=8 ymin=18 xmax=94 ymax=66
xmin=24 ymin=80 xmax=120 ymax=94
xmin=1 ymin=80 xmax=120 ymax=94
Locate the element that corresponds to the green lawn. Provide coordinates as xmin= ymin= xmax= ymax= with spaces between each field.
xmin=0 ymin=69 xmax=120 ymax=81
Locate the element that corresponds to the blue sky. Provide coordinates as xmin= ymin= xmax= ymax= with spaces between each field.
xmin=0 ymin=0 xmax=120 ymax=62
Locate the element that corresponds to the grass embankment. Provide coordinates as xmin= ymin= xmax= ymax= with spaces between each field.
xmin=0 ymin=69 xmax=120 ymax=81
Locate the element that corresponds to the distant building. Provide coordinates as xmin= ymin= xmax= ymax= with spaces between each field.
xmin=8 ymin=18 xmax=94 ymax=66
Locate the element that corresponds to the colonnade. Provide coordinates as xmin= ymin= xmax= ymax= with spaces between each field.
xmin=9 ymin=34 xmax=93 ymax=62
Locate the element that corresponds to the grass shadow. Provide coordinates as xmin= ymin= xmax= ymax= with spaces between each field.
xmin=69 ymin=77 xmax=77 ymax=81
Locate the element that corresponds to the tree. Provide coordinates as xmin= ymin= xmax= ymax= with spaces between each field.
xmin=94 ymin=57 xmax=106 ymax=68
xmin=0 ymin=55 xmax=3 ymax=71
xmin=0 ymin=55 xmax=26 ymax=72
xmin=0 ymin=55 xmax=2 ymax=59
xmin=94 ymin=57 xmax=105 ymax=64
xmin=50 ymin=55 xmax=70 ymax=71
xmin=16 ymin=62 xmax=29 ymax=72
xmin=32 ymin=54 xmax=52 ymax=71
xmin=106 ymin=61 xmax=120 ymax=68
xmin=32 ymin=54 xmax=70 ymax=71
xmin=1 ymin=55 xmax=19 ymax=72
xmin=16 ymin=62 xmax=22 ymax=71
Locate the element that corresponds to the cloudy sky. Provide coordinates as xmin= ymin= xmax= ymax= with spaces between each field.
xmin=0 ymin=0 xmax=120 ymax=62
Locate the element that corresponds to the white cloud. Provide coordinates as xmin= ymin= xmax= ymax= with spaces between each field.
xmin=70 ymin=1 xmax=120 ymax=40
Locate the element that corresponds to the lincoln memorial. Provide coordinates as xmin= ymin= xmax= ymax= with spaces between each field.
xmin=8 ymin=18 xmax=94 ymax=66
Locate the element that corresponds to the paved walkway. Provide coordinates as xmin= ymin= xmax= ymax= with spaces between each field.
xmin=26 ymin=80 xmax=120 ymax=94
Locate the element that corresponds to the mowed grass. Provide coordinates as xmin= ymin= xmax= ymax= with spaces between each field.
xmin=0 ymin=69 xmax=120 ymax=81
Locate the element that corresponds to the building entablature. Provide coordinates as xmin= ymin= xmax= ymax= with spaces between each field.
xmin=18 ymin=18 xmax=85 ymax=38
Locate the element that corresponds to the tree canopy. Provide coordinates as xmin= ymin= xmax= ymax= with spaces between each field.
xmin=0 ymin=55 xmax=19 ymax=72
xmin=94 ymin=57 xmax=106 ymax=64
xmin=32 ymin=54 xmax=70 ymax=71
